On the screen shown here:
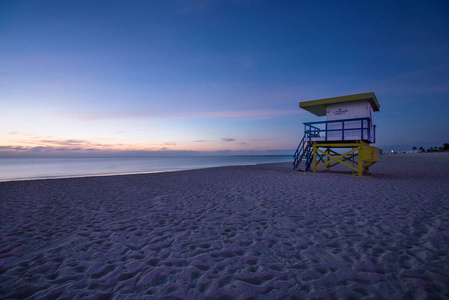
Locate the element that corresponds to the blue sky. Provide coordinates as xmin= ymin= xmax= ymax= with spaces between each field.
xmin=1 ymin=0 xmax=448 ymax=157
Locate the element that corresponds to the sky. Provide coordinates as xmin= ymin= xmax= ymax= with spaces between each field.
xmin=1 ymin=0 xmax=448 ymax=157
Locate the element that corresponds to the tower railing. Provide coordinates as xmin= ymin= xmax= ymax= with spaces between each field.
xmin=294 ymin=117 xmax=377 ymax=171
xmin=303 ymin=117 xmax=375 ymax=143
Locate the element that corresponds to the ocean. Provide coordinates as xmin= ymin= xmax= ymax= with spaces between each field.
xmin=0 ymin=156 xmax=293 ymax=182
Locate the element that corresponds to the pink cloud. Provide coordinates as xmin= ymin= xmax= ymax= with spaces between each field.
xmin=74 ymin=109 xmax=302 ymax=121
xmin=193 ymin=140 xmax=214 ymax=143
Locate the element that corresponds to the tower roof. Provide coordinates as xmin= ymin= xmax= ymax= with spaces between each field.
xmin=299 ymin=92 xmax=380 ymax=116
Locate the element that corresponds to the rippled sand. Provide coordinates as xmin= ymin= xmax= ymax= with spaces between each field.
xmin=1 ymin=153 xmax=448 ymax=299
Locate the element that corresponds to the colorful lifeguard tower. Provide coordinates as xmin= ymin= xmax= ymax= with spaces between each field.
xmin=293 ymin=92 xmax=380 ymax=176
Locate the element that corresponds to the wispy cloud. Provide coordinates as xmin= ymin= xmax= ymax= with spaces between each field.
xmin=193 ymin=140 xmax=214 ymax=143
xmin=192 ymin=110 xmax=299 ymax=120
xmin=31 ymin=146 xmax=58 ymax=153
xmin=38 ymin=139 xmax=89 ymax=146
xmin=369 ymin=66 xmax=449 ymax=96
xmin=73 ymin=109 xmax=301 ymax=122
xmin=246 ymin=138 xmax=285 ymax=143
xmin=15 ymin=139 xmax=97 ymax=148
xmin=5 ymin=139 xmax=115 ymax=153
xmin=222 ymin=138 xmax=235 ymax=142
xmin=0 ymin=146 xmax=27 ymax=151
xmin=0 ymin=137 xmax=183 ymax=157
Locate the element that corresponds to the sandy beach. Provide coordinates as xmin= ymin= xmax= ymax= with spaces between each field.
xmin=1 ymin=153 xmax=448 ymax=299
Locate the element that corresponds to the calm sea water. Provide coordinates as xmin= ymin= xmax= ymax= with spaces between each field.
xmin=0 ymin=156 xmax=293 ymax=182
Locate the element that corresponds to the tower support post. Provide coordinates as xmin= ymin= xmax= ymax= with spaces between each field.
xmin=310 ymin=141 xmax=379 ymax=176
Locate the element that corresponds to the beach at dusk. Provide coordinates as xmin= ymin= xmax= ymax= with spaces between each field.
xmin=1 ymin=1 xmax=448 ymax=156
xmin=1 ymin=1 xmax=449 ymax=298
xmin=1 ymin=153 xmax=448 ymax=298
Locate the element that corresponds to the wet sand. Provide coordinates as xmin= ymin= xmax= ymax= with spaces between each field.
xmin=1 ymin=153 xmax=448 ymax=299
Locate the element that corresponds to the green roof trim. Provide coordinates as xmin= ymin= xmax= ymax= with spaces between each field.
xmin=299 ymin=92 xmax=380 ymax=116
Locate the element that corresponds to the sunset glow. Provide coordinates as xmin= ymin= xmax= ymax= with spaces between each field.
xmin=1 ymin=1 xmax=448 ymax=157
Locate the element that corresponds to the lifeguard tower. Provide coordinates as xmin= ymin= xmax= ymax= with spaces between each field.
xmin=293 ymin=92 xmax=380 ymax=176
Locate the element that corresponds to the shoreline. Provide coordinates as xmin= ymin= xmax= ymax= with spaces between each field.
xmin=2 ymin=152 xmax=447 ymax=183
xmin=0 ymin=156 xmax=293 ymax=183
xmin=1 ymin=154 xmax=448 ymax=298
xmin=0 ymin=161 xmax=285 ymax=184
